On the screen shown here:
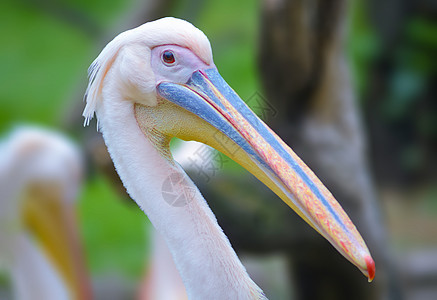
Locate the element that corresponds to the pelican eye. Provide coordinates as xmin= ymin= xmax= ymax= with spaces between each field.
xmin=162 ymin=50 xmax=176 ymax=65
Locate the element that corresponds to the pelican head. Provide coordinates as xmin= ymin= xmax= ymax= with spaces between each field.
xmin=84 ymin=17 xmax=374 ymax=295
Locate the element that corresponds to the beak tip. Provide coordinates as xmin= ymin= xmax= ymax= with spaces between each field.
xmin=365 ymin=255 xmax=375 ymax=282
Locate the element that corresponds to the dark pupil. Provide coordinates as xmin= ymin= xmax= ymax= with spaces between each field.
xmin=163 ymin=51 xmax=175 ymax=64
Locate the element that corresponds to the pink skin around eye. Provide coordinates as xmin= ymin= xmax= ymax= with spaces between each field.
xmin=150 ymin=45 xmax=214 ymax=85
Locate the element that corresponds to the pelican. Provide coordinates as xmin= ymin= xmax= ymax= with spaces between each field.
xmin=83 ymin=17 xmax=375 ymax=299
xmin=0 ymin=127 xmax=91 ymax=300
xmin=139 ymin=231 xmax=188 ymax=300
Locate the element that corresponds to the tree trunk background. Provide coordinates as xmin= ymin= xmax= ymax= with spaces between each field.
xmin=257 ymin=0 xmax=395 ymax=298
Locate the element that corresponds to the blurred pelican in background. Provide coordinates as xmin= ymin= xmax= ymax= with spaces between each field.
xmin=0 ymin=126 xmax=91 ymax=300
xmin=139 ymin=231 xmax=187 ymax=300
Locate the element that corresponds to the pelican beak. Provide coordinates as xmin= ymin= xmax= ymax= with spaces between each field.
xmin=148 ymin=68 xmax=374 ymax=281
xmin=22 ymin=183 xmax=91 ymax=300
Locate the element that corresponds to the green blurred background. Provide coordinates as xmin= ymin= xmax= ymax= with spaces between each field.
xmin=1 ymin=0 xmax=436 ymax=295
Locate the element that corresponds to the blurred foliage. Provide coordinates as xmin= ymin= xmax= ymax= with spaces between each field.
xmin=383 ymin=17 xmax=436 ymax=122
xmin=348 ymin=0 xmax=437 ymax=183
xmin=347 ymin=0 xmax=381 ymax=98
xmin=0 ymin=1 xmax=91 ymax=131
xmin=348 ymin=1 xmax=437 ymax=118
xmin=79 ymin=175 xmax=150 ymax=278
